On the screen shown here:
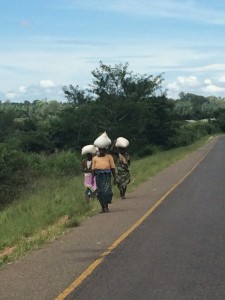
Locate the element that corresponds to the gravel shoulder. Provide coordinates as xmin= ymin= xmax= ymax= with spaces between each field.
xmin=0 ymin=137 xmax=218 ymax=300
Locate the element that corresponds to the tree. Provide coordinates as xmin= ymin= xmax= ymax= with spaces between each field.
xmin=60 ymin=62 xmax=173 ymax=154
xmin=90 ymin=61 xmax=165 ymax=100
xmin=63 ymin=85 xmax=92 ymax=106
xmin=0 ymin=109 xmax=17 ymax=142
xmin=177 ymin=92 xmax=209 ymax=119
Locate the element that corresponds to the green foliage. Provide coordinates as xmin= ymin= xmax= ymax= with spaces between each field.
xmin=62 ymin=85 xmax=92 ymax=106
xmin=43 ymin=151 xmax=81 ymax=177
xmin=167 ymin=121 xmax=219 ymax=148
xmin=58 ymin=63 xmax=173 ymax=154
xmin=91 ymin=61 xmax=165 ymax=99
xmin=0 ymin=176 xmax=89 ymax=250
xmin=0 ymin=109 xmax=17 ymax=142
xmin=174 ymin=92 xmax=225 ymax=121
xmin=0 ymin=137 xmax=210 ymax=265
xmin=0 ymin=62 xmax=224 ymax=207
xmin=0 ymin=146 xmax=81 ymax=208
xmin=135 ymin=144 xmax=160 ymax=158
xmin=215 ymin=108 xmax=225 ymax=131
xmin=25 ymin=151 xmax=81 ymax=177
xmin=18 ymin=131 xmax=53 ymax=152
xmin=0 ymin=144 xmax=28 ymax=207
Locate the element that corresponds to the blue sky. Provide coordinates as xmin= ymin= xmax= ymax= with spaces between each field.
xmin=1 ymin=0 xmax=225 ymax=102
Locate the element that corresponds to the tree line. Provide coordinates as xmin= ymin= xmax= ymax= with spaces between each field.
xmin=1 ymin=62 xmax=225 ymax=207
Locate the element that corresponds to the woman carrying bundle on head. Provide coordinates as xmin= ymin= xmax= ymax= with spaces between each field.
xmin=111 ymin=137 xmax=131 ymax=199
xmin=81 ymin=145 xmax=97 ymax=203
xmin=92 ymin=132 xmax=117 ymax=213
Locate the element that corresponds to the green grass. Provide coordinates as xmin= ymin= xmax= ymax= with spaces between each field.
xmin=0 ymin=136 xmax=212 ymax=267
xmin=129 ymin=137 xmax=211 ymax=190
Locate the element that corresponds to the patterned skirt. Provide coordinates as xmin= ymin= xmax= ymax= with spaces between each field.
xmin=95 ymin=170 xmax=113 ymax=205
xmin=116 ymin=164 xmax=131 ymax=192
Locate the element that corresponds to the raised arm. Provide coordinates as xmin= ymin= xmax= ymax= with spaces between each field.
xmin=109 ymin=140 xmax=118 ymax=156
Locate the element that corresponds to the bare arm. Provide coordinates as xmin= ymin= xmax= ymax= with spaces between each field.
xmin=81 ymin=159 xmax=93 ymax=173
xmin=81 ymin=160 xmax=86 ymax=172
xmin=91 ymin=170 xmax=96 ymax=185
xmin=109 ymin=140 xmax=118 ymax=155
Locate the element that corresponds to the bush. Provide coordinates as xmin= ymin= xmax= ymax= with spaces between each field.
xmin=0 ymin=144 xmax=82 ymax=208
xmin=0 ymin=143 xmax=28 ymax=208
xmin=135 ymin=144 xmax=159 ymax=158
xmin=44 ymin=150 xmax=81 ymax=177
xmin=26 ymin=150 xmax=81 ymax=177
xmin=168 ymin=121 xmax=219 ymax=148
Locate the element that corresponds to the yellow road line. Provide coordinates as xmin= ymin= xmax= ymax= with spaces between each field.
xmin=55 ymin=146 xmax=212 ymax=300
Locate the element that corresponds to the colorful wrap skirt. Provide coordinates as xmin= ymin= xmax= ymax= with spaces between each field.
xmin=95 ymin=170 xmax=113 ymax=205
xmin=84 ymin=174 xmax=97 ymax=198
xmin=116 ymin=163 xmax=131 ymax=192
xmin=84 ymin=174 xmax=97 ymax=191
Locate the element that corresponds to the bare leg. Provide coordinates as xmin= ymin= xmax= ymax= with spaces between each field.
xmin=122 ymin=187 xmax=127 ymax=199
xmin=105 ymin=203 xmax=109 ymax=212
xmin=100 ymin=204 xmax=105 ymax=213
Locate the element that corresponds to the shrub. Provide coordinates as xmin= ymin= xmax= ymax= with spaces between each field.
xmin=0 ymin=143 xmax=28 ymax=208
xmin=135 ymin=144 xmax=159 ymax=158
xmin=43 ymin=150 xmax=81 ymax=177
xmin=168 ymin=121 xmax=219 ymax=148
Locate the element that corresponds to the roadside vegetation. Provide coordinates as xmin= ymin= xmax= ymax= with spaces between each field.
xmin=1 ymin=62 xmax=225 ymax=267
xmin=0 ymin=136 xmax=212 ymax=267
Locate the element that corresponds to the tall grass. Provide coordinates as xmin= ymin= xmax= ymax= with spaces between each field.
xmin=0 ymin=176 xmax=87 ymax=247
xmin=0 ymin=136 xmax=211 ymax=266
xmin=130 ymin=136 xmax=210 ymax=189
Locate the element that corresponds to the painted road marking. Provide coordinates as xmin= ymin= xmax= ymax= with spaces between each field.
xmin=55 ymin=145 xmax=213 ymax=300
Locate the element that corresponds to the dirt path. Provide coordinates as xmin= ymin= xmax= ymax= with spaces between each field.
xmin=0 ymin=137 xmax=218 ymax=300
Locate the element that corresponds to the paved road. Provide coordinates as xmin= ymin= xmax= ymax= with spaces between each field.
xmin=0 ymin=136 xmax=220 ymax=300
xmin=70 ymin=136 xmax=225 ymax=300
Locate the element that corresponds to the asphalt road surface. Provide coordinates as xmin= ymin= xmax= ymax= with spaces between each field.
xmin=69 ymin=136 xmax=225 ymax=300
xmin=0 ymin=136 xmax=223 ymax=300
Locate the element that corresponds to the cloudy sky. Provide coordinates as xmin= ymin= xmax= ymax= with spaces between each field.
xmin=1 ymin=0 xmax=225 ymax=102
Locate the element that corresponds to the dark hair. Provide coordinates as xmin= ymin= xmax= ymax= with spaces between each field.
xmin=86 ymin=153 xmax=93 ymax=159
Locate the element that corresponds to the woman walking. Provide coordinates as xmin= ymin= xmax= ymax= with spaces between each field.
xmin=111 ymin=138 xmax=131 ymax=199
xmin=81 ymin=153 xmax=97 ymax=203
xmin=92 ymin=148 xmax=116 ymax=213
xmin=115 ymin=147 xmax=131 ymax=199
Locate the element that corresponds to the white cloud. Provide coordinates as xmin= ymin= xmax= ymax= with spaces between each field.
xmin=19 ymin=86 xmax=27 ymax=93
xmin=1 ymin=83 xmax=65 ymax=102
xmin=167 ymin=81 xmax=180 ymax=92
xmin=201 ymin=77 xmax=225 ymax=94
xmin=202 ymin=84 xmax=225 ymax=93
xmin=166 ymin=75 xmax=225 ymax=99
xmin=219 ymin=76 xmax=225 ymax=83
xmin=167 ymin=74 xmax=225 ymax=98
xmin=166 ymin=76 xmax=199 ymax=98
xmin=204 ymin=79 xmax=212 ymax=85
xmin=176 ymin=76 xmax=199 ymax=87
xmin=0 ymin=36 xmax=225 ymax=102
xmin=39 ymin=80 xmax=55 ymax=88
xmin=190 ymin=64 xmax=225 ymax=72
xmin=0 ymin=33 xmax=224 ymax=98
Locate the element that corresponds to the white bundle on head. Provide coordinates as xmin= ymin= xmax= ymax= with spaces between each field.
xmin=94 ymin=132 xmax=111 ymax=149
xmin=115 ymin=137 xmax=129 ymax=148
xmin=81 ymin=145 xmax=97 ymax=155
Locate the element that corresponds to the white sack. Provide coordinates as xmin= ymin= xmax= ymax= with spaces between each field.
xmin=81 ymin=145 xmax=97 ymax=155
xmin=115 ymin=137 xmax=129 ymax=148
xmin=94 ymin=132 xmax=111 ymax=148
